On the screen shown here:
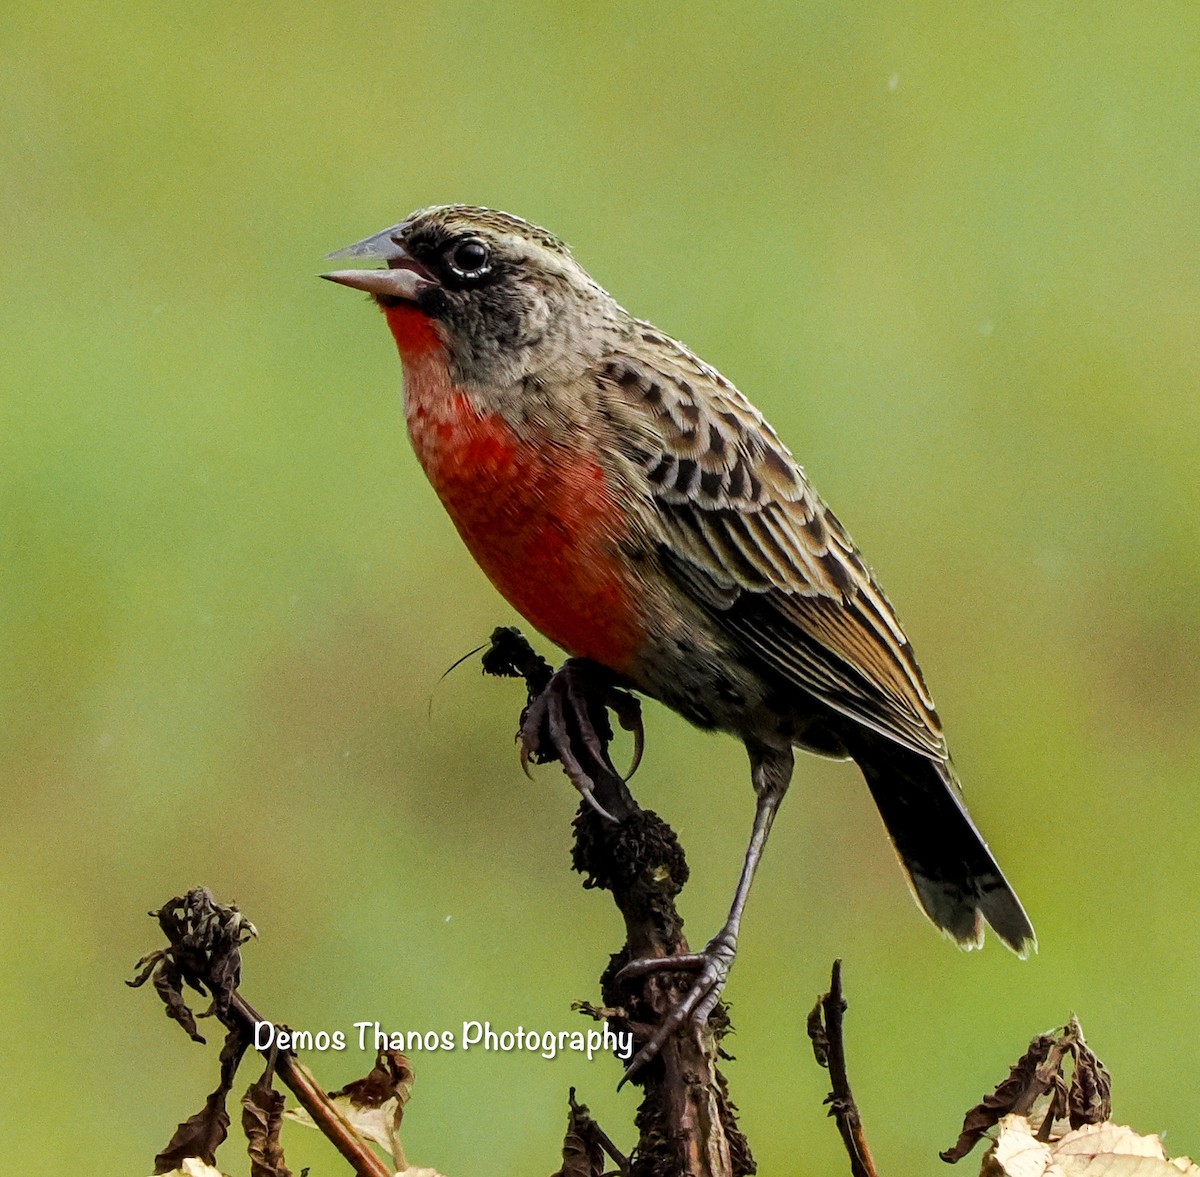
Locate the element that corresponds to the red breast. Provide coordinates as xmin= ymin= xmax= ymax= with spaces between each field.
xmin=382 ymin=304 xmax=645 ymax=674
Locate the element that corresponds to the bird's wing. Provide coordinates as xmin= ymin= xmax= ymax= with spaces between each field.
xmin=595 ymin=341 xmax=947 ymax=760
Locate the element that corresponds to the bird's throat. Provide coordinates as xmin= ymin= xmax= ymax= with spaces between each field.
xmin=381 ymin=301 xmax=443 ymax=358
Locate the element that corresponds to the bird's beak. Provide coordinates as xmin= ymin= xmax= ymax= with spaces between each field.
xmin=320 ymin=225 xmax=438 ymax=302
xmin=321 ymin=266 xmax=429 ymax=300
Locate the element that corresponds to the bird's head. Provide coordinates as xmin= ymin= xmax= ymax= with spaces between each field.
xmin=323 ymin=205 xmax=623 ymax=388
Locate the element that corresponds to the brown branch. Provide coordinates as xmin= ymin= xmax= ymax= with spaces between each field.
xmin=484 ymin=628 xmax=753 ymax=1177
xmin=226 ymin=993 xmax=393 ymax=1177
xmin=807 ymin=960 xmax=878 ymax=1177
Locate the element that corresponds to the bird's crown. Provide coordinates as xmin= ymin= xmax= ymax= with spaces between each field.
xmin=400 ymin=204 xmax=572 ymax=260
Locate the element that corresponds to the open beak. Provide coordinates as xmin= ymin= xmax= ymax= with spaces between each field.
xmin=321 ymin=266 xmax=429 ymax=299
xmin=320 ymin=225 xmax=438 ymax=302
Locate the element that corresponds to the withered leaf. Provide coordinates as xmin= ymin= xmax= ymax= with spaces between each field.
xmin=153 ymin=1092 xmax=230 ymax=1177
xmin=133 ymin=889 xmax=257 ymax=1042
xmin=807 ymin=996 xmax=831 ymax=1068
xmin=154 ymin=958 xmax=204 ymax=1044
xmin=944 ymin=1020 xmax=1116 ymax=1164
xmin=205 ymin=912 xmax=250 ymax=1019
xmin=156 ymin=888 xmax=256 ymax=1017
xmin=286 ymin=1050 xmax=412 ymax=1170
xmin=551 ymin=1088 xmax=605 ymax=1177
xmin=329 ymin=1047 xmax=414 ymax=1114
xmin=940 ymin=1034 xmax=1056 ymax=1163
xmin=988 ymin=1115 xmax=1200 ymax=1176
xmin=128 ymin=949 xmax=165 ymax=989
xmin=242 ymin=1067 xmax=291 ymax=1177
xmin=1067 ymin=1028 xmax=1113 ymax=1129
xmin=154 ymin=1027 xmax=248 ymax=1174
xmin=1052 ymin=1121 xmax=1200 ymax=1173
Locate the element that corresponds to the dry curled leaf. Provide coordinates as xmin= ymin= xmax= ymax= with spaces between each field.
xmin=242 ymin=1067 xmax=291 ymax=1177
xmin=552 ymin=1088 xmax=606 ymax=1177
xmin=286 ymin=1050 xmax=413 ymax=1170
xmin=155 ymin=957 xmax=205 ymax=1044
xmin=943 ymin=1035 xmax=1057 ymax=1163
xmin=129 ymin=888 xmax=257 ymax=1042
xmin=807 ymin=998 xmax=831 ymax=1068
xmin=945 ymin=1020 xmax=1112 ymax=1164
xmin=1066 ymin=1032 xmax=1113 ymax=1130
xmin=332 ymin=1047 xmax=414 ymax=1114
xmin=154 ymin=1027 xmax=248 ymax=1174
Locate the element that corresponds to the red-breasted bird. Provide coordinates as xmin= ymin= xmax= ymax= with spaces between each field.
xmin=323 ymin=205 xmax=1035 ymax=1066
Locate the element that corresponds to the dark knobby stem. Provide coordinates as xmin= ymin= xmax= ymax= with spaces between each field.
xmin=484 ymin=627 xmax=754 ymax=1177
xmin=807 ymin=960 xmax=878 ymax=1177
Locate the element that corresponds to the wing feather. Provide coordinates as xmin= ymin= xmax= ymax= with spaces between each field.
xmin=597 ymin=344 xmax=946 ymax=760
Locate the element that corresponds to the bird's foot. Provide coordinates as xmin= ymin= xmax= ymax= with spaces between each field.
xmin=518 ymin=659 xmax=643 ymax=820
xmin=615 ymin=927 xmax=738 ymax=1083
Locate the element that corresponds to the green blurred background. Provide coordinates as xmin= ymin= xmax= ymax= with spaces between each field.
xmin=3 ymin=3 xmax=1199 ymax=1173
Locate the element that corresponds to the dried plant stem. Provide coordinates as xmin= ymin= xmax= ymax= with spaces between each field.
xmin=808 ymin=960 xmax=878 ymax=1177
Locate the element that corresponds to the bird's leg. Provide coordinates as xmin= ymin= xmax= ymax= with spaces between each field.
xmin=517 ymin=658 xmax=642 ymax=821
xmin=617 ymin=744 xmax=794 ymax=1081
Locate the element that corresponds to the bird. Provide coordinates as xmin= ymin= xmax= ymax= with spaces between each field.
xmin=322 ymin=204 xmax=1035 ymax=1070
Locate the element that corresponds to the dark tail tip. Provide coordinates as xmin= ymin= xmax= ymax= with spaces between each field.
xmin=978 ymin=884 xmax=1037 ymax=958
xmin=909 ymin=870 xmax=1036 ymax=958
xmin=846 ymin=728 xmax=1036 ymax=957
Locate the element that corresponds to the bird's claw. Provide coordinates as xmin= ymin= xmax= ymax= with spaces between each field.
xmin=607 ymin=690 xmax=644 ymax=780
xmin=616 ymin=930 xmax=738 ymax=1085
xmin=518 ymin=660 xmax=636 ymax=821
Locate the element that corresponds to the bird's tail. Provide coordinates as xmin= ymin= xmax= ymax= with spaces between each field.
xmin=845 ymin=728 xmax=1036 ymax=957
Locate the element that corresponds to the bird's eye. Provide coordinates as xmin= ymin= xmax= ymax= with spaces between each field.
xmin=448 ymin=239 xmax=490 ymax=277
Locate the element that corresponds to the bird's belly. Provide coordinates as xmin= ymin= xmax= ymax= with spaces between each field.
xmin=407 ymin=393 xmax=645 ymax=673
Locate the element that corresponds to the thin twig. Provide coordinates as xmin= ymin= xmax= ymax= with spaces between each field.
xmin=808 ymin=960 xmax=878 ymax=1177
